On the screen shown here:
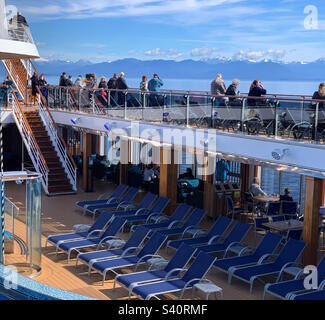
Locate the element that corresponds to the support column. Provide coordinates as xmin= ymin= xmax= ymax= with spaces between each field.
xmin=240 ymin=163 xmax=250 ymax=207
xmin=119 ymin=138 xmax=129 ymax=185
xmin=203 ymin=155 xmax=217 ymax=219
xmin=159 ymin=148 xmax=178 ymax=214
xmin=322 ymin=180 xmax=325 ymax=206
xmin=302 ymin=177 xmax=323 ymax=265
xmin=82 ymin=133 xmax=92 ymax=191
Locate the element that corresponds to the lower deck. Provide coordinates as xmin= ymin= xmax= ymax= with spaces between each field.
xmin=2 ymin=179 xmax=304 ymax=300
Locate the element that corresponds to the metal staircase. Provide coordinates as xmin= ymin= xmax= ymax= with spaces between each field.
xmin=2 ymin=58 xmax=78 ymax=195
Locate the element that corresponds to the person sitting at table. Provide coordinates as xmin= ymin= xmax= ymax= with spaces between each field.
xmin=143 ymin=164 xmax=155 ymax=191
xmin=249 ymin=177 xmax=267 ymax=197
xmin=280 ymin=188 xmax=293 ymax=202
xmin=179 ymin=168 xmax=195 ymax=180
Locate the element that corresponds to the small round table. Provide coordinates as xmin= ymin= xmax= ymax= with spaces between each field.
xmin=192 ymin=280 xmax=223 ymax=300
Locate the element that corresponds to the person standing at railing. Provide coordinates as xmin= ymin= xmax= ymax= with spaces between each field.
xmin=31 ymin=72 xmax=39 ymax=105
xmin=59 ymin=72 xmax=67 ymax=87
xmin=148 ymin=74 xmax=164 ymax=107
xmin=248 ymin=80 xmax=267 ymax=106
xmin=107 ymin=73 xmax=118 ymax=106
xmin=210 ymin=74 xmax=227 ymax=106
xmin=38 ymin=74 xmax=48 ymax=102
xmin=65 ymin=75 xmax=73 ymax=87
xmin=116 ymin=72 xmax=129 ymax=106
xmin=225 ymin=79 xmax=241 ymax=106
xmin=140 ymin=75 xmax=149 ymax=107
xmin=312 ymin=83 xmax=325 ymax=109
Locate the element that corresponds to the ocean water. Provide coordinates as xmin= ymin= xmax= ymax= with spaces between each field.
xmin=44 ymin=75 xmax=320 ymax=96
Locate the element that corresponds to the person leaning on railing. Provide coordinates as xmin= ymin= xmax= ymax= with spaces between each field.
xmin=247 ymin=80 xmax=267 ymax=106
xmin=225 ymin=79 xmax=241 ymax=106
xmin=312 ymin=83 xmax=325 ymax=110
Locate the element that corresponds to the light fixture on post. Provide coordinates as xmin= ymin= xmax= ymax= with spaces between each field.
xmin=70 ymin=117 xmax=81 ymax=125
xmin=271 ymin=148 xmax=289 ymax=161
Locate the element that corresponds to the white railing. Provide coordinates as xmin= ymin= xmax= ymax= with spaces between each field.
xmin=9 ymin=91 xmax=49 ymax=194
xmin=2 ymin=60 xmax=26 ymax=101
xmin=7 ymin=21 xmax=35 ymax=44
xmin=37 ymin=94 xmax=77 ymax=191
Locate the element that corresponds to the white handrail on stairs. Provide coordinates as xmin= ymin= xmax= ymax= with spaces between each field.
xmin=37 ymin=95 xmax=77 ymax=191
xmin=2 ymin=60 xmax=26 ymax=101
xmin=9 ymin=92 xmax=49 ymax=194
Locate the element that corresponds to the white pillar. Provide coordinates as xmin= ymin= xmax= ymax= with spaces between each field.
xmin=0 ymin=0 xmax=8 ymax=39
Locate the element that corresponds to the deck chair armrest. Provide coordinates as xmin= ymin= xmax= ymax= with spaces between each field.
xmin=257 ymin=253 xmax=274 ymax=264
xmin=319 ymin=280 xmax=325 ymax=290
xmin=106 ymin=197 xmax=119 ymax=204
xmin=208 ymin=235 xmax=221 ymax=245
xmin=164 ymin=268 xmax=187 ymax=280
xmin=276 ymin=262 xmax=298 ymax=282
xmin=179 ymin=278 xmax=203 ymax=299
xmin=121 ymin=246 xmax=139 ymax=257
xmin=97 ymin=236 xmax=121 ymax=248
xmin=191 ymin=229 xmax=207 ymax=238
xmin=167 ymin=220 xmax=182 ymax=229
xmin=135 ymin=208 xmax=149 ymax=215
xmin=97 ymin=192 xmax=111 ymax=200
xmin=222 ymin=242 xmax=241 ymax=258
xmin=134 ymin=254 xmax=162 ymax=271
xmin=86 ymin=229 xmax=104 ymax=238
xmin=181 ymin=225 xmax=197 ymax=238
xmin=116 ymin=201 xmax=130 ymax=211
xmin=238 ymin=245 xmax=255 ymax=256
xmin=154 ymin=216 xmax=169 ymax=223
xmin=123 ymin=204 xmax=137 ymax=211
xmin=146 ymin=212 xmax=163 ymax=223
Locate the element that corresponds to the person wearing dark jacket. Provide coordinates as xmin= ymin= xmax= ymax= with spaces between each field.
xmin=312 ymin=83 xmax=325 ymax=109
xmin=31 ymin=72 xmax=39 ymax=104
xmin=225 ymin=79 xmax=241 ymax=106
xmin=248 ymin=80 xmax=267 ymax=106
xmin=280 ymin=188 xmax=293 ymax=202
xmin=98 ymin=76 xmax=108 ymax=89
xmin=59 ymin=72 xmax=67 ymax=87
xmin=38 ymin=74 xmax=48 ymax=99
xmin=107 ymin=73 xmax=118 ymax=106
xmin=116 ymin=72 xmax=129 ymax=105
xmin=65 ymin=75 xmax=73 ymax=87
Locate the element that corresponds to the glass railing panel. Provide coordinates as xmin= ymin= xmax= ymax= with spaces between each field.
xmin=188 ymin=95 xmax=212 ymax=128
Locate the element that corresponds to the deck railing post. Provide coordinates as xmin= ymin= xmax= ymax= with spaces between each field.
xmin=274 ymin=101 xmax=279 ymax=137
xmin=124 ymin=91 xmax=128 ymax=119
xmin=314 ymin=102 xmax=319 ymax=143
xmin=186 ymin=95 xmax=190 ymax=127
xmin=240 ymin=98 xmax=246 ymax=133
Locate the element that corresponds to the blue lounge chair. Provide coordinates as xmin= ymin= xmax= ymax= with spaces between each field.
xmin=166 ymin=216 xmax=233 ymax=253
xmin=229 ymin=238 xmax=306 ymax=294
xmin=193 ymin=221 xmax=251 ymax=257
xmin=93 ymin=192 xmax=157 ymax=225
xmin=263 ymin=255 xmax=325 ymax=300
xmin=114 ymin=243 xmax=197 ymax=298
xmin=76 ymin=184 xmax=128 ymax=211
xmin=90 ymin=231 xmax=168 ymax=285
xmin=75 ymin=226 xmax=150 ymax=271
xmin=131 ymin=251 xmax=216 ymax=300
xmin=290 ymin=283 xmax=325 ymax=300
xmin=45 ymin=209 xmax=118 ymax=249
xmin=213 ymin=232 xmax=283 ymax=280
xmin=121 ymin=197 xmax=170 ymax=228
xmin=84 ymin=187 xmax=139 ymax=218
xmin=56 ymin=217 xmax=127 ymax=262
xmin=130 ymin=204 xmax=192 ymax=233
xmin=152 ymin=208 xmax=206 ymax=240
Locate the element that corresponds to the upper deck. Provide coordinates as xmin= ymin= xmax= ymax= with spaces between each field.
xmin=15 ymin=85 xmax=325 ymax=178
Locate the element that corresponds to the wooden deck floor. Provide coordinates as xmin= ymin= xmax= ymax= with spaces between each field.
xmin=3 ymin=178 xmax=287 ymax=300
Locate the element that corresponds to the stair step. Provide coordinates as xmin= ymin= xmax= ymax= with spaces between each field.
xmin=32 ymin=131 xmax=48 ymax=136
xmin=38 ymin=140 xmax=53 ymax=147
xmin=47 ymin=190 xmax=76 ymax=196
xmin=49 ymin=168 xmax=65 ymax=174
xmin=48 ymin=173 xmax=68 ymax=180
xmin=42 ymin=152 xmax=58 ymax=158
xmin=35 ymin=136 xmax=51 ymax=142
xmin=48 ymin=178 xmax=70 ymax=186
xmin=40 ymin=146 xmax=55 ymax=152
xmin=47 ymin=162 xmax=62 ymax=168
xmin=48 ymin=185 xmax=74 ymax=193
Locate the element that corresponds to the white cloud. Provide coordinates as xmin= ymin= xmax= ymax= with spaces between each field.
xmin=190 ymin=47 xmax=223 ymax=57
xmin=232 ymin=49 xmax=287 ymax=62
xmin=144 ymin=48 xmax=182 ymax=59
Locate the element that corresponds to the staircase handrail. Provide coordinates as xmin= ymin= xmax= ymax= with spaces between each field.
xmin=36 ymin=86 xmax=77 ymax=191
xmin=9 ymin=87 xmax=49 ymax=193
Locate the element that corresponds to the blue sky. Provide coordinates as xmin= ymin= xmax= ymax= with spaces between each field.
xmin=5 ymin=0 xmax=325 ymax=63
